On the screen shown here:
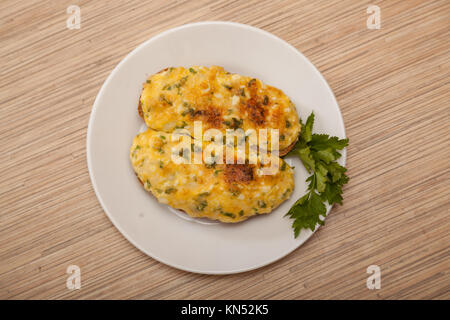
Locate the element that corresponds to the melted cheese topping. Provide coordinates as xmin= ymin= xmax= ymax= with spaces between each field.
xmin=130 ymin=129 xmax=294 ymax=223
xmin=140 ymin=66 xmax=301 ymax=152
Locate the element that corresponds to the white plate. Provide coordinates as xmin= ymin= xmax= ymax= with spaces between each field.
xmin=87 ymin=22 xmax=346 ymax=274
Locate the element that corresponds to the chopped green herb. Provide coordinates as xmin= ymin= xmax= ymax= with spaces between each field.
xmin=223 ymin=117 xmax=243 ymax=129
xmin=176 ymin=76 xmax=188 ymax=88
xmin=176 ymin=121 xmax=188 ymax=128
xmin=182 ymin=106 xmax=195 ymax=117
xmin=222 ymin=84 xmax=233 ymax=90
xmin=159 ymin=94 xmax=173 ymax=105
xmin=145 ymin=180 xmax=151 ymax=189
xmin=230 ymin=189 xmax=241 ymax=197
xmin=165 ymin=187 xmax=177 ymax=194
xmin=239 ymin=88 xmax=245 ymax=97
xmin=285 ymin=120 xmax=291 ymax=128
xmin=221 ymin=212 xmax=236 ymax=219
xmin=258 ymin=200 xmax=267 ymax=208
xmin=239 ymin=210 xmax=244 ymax=217
xmin=132 ymin=145 xmax=141 ymax=157
xmin=189 ymin=67 xmax=197 ymax=74
xmin=195 ymin=200 xmax=208 ymax=211
xmin=230 ymin=117 xmax=243 ymax=129
xmin=146 ymin=80 xmax=151 ymax=84
xmin=281 ymin=161 xmax=287 ymax=171
xmin=205 ymin=162 xmax=216 ymax=169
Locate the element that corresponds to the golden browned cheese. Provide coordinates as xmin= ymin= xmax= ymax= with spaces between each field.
xmin=131 ymin=66 xmax=301 ymax=222
xmin=130 ymin=129 xmax=295 ymax=222
xmin=139 ymin=66 xmax=301 ymax=153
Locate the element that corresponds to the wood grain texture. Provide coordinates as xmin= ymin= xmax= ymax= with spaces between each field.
xmin=0 ymin=0 xmax=449 ymax=300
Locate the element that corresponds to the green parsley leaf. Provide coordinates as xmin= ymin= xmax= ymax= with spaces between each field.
xmin=301 ymin=112 xmax=315 ymax=143
xmin=283 ymin=112 xmax=349 ymax=238
xmin=310 ymin=134 xmax=349 ymax=151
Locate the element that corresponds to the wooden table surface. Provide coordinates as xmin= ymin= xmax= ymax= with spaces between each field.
xmin=1 ymin=0 xmax=449 ymax=300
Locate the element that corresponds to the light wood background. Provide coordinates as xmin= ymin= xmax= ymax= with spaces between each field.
xmin=1 ymin=0 xmax=449 ymax=300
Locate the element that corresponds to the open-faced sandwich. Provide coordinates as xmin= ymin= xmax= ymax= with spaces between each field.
xmin=130 ymin=66 xmax=301 ymax=222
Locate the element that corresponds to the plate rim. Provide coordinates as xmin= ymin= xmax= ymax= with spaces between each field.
xmin=86 ymin=21 xmax=346 ymax=274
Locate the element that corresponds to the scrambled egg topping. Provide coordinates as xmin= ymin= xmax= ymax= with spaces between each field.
xmin=131 ymin=129 xmax=295 ymax=222
xmin=139 ymin=66 xmax=300 ymax=153
xmin=131 ymin=66 xmax=301 ymax=222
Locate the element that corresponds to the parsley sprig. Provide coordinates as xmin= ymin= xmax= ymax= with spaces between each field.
xmin=284 ymin=112 xmax=349 ymax=238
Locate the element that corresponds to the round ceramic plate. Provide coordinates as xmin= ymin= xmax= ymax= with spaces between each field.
xmin=87 ymin=22 xmax=346 ymax=274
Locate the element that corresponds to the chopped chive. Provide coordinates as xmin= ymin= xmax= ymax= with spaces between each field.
xmin=258 ymin=200 xmax=267 ymax=208
xmin=160 ymin=94 xmax=173 ymax=105
xmin=230 ymin=189 xmax=241 ymax=197
xmin=247 ymin=79 xmax=256 ymax=87
xmin=196 ymin=200 xmax=208 ymax=211
xmin=282 ymin=188 xmax=291 ymax=198
xmin=230 ymin=117 xmax=243 ymax=129
xmin=132 ymin=145 xmax=141 ymax=157
xmin=221 ymin=212 xmax=235 ymax=218
xmin=176 ymin=121 xmax=187 ymax=128
xmin=205 ymin=162 xmax=216 ymax=169
xmin=165 ymin=187 xmax=177 ymax=194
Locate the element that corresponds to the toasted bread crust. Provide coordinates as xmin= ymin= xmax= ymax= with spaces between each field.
xmin=279 ymin=138 xmax=297 ymax=156
xmin=138 ymin=97 xmax=143 ymax=119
